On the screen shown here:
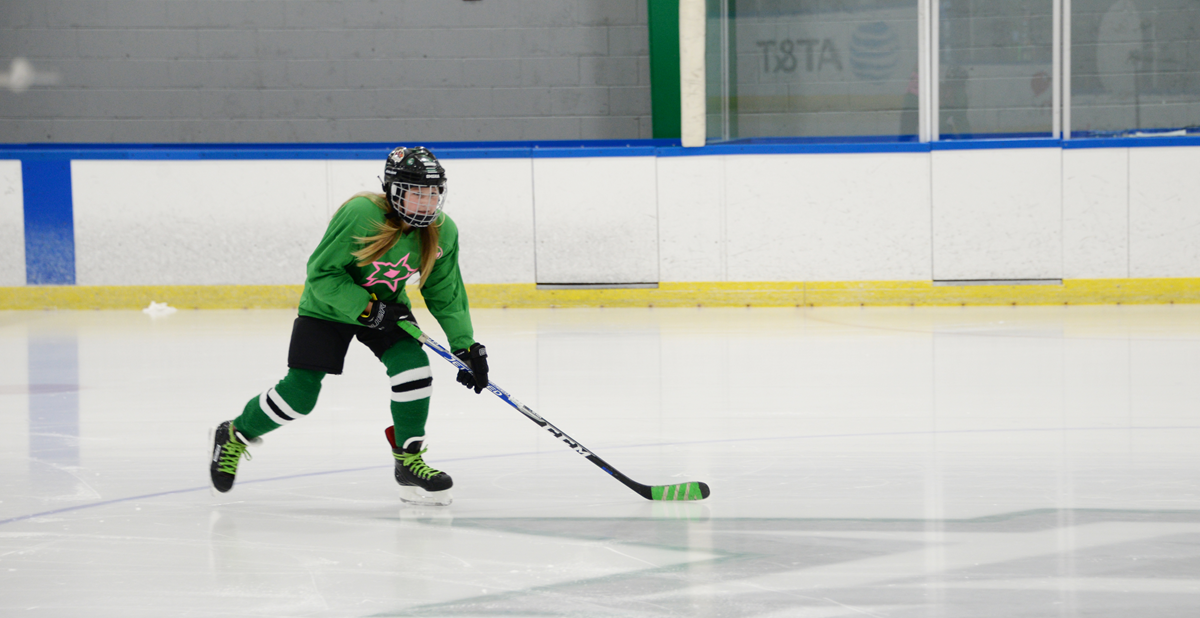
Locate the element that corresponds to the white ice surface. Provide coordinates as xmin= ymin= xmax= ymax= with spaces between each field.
xmin=1 ymin=305 xmax=1199 ymax=617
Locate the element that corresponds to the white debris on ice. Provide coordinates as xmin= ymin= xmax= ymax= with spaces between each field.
xmin=142 ymin=301 xmax=177 ymax=317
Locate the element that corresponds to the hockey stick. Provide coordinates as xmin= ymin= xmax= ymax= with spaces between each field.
xmin=397 ymin=321 xmax=710 ymax=501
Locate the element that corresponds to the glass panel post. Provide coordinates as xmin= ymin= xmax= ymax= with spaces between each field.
xmin=921 ymin=0 xmax=939 ymax=141
xmin=705 ymin=0 xmax=735 ymax=142
xmin=1062 ymin=0 xmax=1072 ymax=138
xmin=1054 ymin=0 xmax=1063 ymax=137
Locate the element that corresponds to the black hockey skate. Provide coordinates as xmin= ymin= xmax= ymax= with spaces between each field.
xmin=209 ymin=420 xmax=259 ymax=493
xmin=386 ymin=426 xmax=453 ymax=506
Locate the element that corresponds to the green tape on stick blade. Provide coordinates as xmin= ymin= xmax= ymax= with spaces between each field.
xmin=652 ymin=482 xmax=711 ymax=501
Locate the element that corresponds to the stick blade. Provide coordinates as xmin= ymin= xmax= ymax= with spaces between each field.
xmin=650 ymin=481 xmax=710 ymax=501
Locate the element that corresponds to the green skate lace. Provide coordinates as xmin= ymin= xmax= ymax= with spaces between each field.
xmin=394 ymin=448 xmax=441 ymax=480
xmin=217 ymin=436 xmax=251 ymax=475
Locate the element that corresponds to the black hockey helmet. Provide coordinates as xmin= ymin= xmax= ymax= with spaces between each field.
xmin=381 ymin=146 xmax=447 ymax=227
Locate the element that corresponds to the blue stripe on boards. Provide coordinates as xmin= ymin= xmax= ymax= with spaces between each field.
xmin=930 ymin=138 xmax=1062 ymax=151
xmin=4 ymin=136 xmax=1200 ymax=165
xmin=22 ymin=159 xmax=75 ymax=285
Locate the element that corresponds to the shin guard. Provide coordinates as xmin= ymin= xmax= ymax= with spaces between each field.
xmin=381 ymin=341 xmax=432 ymax=446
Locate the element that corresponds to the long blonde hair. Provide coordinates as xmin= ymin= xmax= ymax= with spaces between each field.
xmin=342 ymin=192 xmax=441 ymax=289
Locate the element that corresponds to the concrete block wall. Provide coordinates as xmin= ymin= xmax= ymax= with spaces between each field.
xmin=0 ymin=0 xmax=650 ymax=143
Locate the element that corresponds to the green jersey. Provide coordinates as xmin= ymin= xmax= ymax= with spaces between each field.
xmin=297 ymin=196 xmax=475 ymax=351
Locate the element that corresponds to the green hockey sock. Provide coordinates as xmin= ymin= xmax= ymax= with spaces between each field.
xmin=382 ymin=339 xmax=432 ymax=448
xmin=234 ymin=368 xmax=325 ymax=440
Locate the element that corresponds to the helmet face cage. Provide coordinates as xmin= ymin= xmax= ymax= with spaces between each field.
xmin=382 ymin=146 xmax=447 ymax=228
xmin=388 ymin=181 xmax=445 ymax=228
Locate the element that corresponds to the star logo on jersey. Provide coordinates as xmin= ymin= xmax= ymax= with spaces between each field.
xmin=365 ymin=255 xmax=418 ymax=292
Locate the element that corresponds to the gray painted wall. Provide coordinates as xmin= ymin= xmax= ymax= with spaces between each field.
xmin=0 ymin=0 xmax=651 ymax=143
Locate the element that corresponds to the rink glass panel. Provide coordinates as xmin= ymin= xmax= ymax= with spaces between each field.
xmin=706 ymin=0 xmax=921 ymax=141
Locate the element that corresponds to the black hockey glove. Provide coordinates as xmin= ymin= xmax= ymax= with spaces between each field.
xmin=357 ymin=300 xmax=416 ymax=334
xmin=453 ymin=343 xmax=489 ymax=394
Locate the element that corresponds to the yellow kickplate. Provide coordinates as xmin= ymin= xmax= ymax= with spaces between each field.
xmin=2 ymin=279 xmax=1198 ymax=311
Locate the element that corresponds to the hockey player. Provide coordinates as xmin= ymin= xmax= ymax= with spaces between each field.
xmin=208 ymin=146 xmax=489 ymax=506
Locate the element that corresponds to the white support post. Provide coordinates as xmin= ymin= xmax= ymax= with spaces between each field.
xmin=921 ymin=0 xmax=940 ymax=142
xmin=679 ymin=0 xmax=706 ymax=147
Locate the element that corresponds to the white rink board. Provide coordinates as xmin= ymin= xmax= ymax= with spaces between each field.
xmin=725 ymin=152 xmax=933 ymax=281
xmin=323 ymin=160 xmax=379 ymax=220
xmin=657 ymin=155 xmax=726 ymax=282
xmin=72 ymin=160 xmax=329 ymax=286
xmin=932 ymin=148 xmax=1063 ymax=281
xmin=531 ymin=156 xmax=659 ymax=284
xmin=17 ymin=145 xmax=1200 ymax=287
xmin=440 ymin=158 xmax=536 ymax=284
xmin=0 ymin=160 xmax=23 ymax=286
xmin=1063 ymin=148 xmax=1129 ymax=279
xmin=1128 ymin=146 xmax=1200 ymax=278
